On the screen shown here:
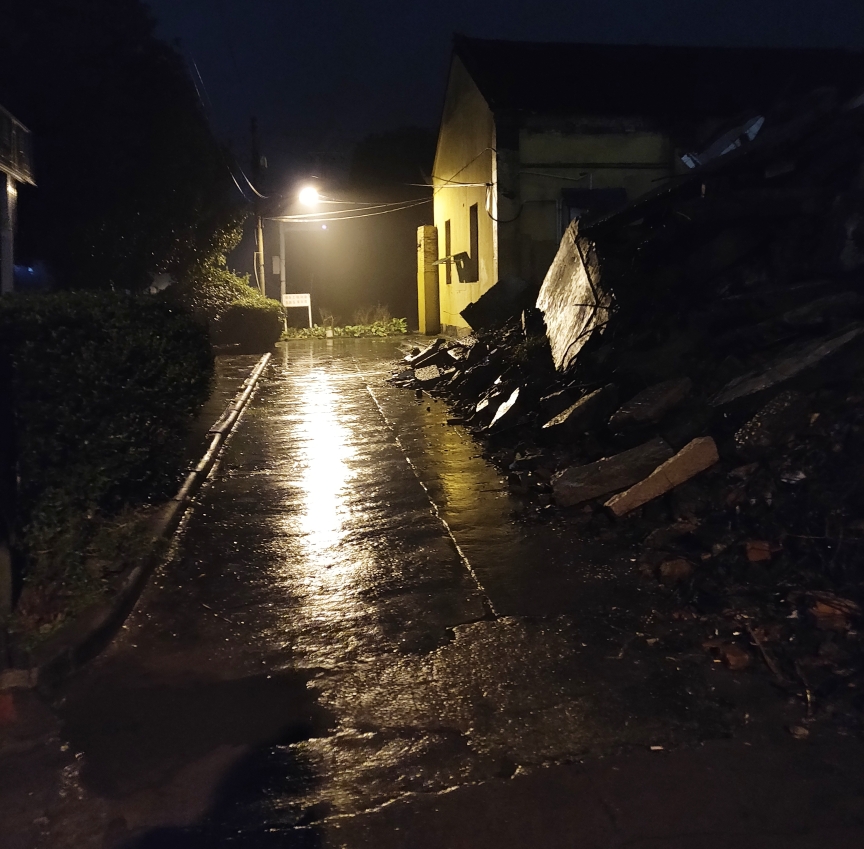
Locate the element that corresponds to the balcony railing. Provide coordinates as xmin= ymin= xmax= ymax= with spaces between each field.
xmin=0 ymin=105 xmax=34 ymax=185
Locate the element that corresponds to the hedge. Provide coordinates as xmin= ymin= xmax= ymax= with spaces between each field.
xmin=172 ymin=266 xmax=283 ymax=352
xmin=0 ymin=292 xmax=214 ymax=544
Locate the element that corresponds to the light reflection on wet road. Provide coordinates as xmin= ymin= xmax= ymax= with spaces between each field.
xmin=56 ymin=340 xmax=725 ymax=847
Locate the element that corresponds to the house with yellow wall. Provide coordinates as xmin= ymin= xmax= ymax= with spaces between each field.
xmin=419 ymin=36 xmax=863 ymax=336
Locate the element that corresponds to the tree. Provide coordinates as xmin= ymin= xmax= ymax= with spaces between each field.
xmin=0 ymin=0 xmax=245 ymax=290
xmin=348 ymin=126 xmax=437 ymax=194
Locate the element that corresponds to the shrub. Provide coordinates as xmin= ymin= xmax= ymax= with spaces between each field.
xmin=351 ymin=304 xmax=392 ymax=325
xmin=0 ymin=292 xmax=213 ymax=599
xmin=282 ymin=317 xmax=408 ymax=339
xmin=172 ymin=265 xmax=283 ymax=353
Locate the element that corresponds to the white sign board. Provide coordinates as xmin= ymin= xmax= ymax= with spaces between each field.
xmin=282 ymin=293 xmax=311 ymax=308
xmin=282 ymin=292 xmax=313 ymax=328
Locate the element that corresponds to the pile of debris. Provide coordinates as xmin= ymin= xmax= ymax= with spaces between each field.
xmin=392 ymin=84 xmax=864 ymax=729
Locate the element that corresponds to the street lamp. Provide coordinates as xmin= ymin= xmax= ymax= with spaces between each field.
xmin=279 ymin=185 xmax=323 ymax=330
xmin=298 ymin=186 xmax=320 ymax=206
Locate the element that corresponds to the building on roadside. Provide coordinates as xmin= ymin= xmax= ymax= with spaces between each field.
xmin=0 ymin=104 xmax=34 ymax=295
xmin=421 ymin=35 xmax=863 ymax=336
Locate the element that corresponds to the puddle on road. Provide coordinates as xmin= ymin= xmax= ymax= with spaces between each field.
xmin=310 ymin=616 xmax=717 ymax=775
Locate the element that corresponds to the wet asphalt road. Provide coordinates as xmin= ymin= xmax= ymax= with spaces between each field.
xmin=46 ymin=341 xmax=864 ymax=847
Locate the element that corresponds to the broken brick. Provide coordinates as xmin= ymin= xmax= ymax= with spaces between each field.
xmin=745 ymin=540 xmax=775 ymax=562
xmin=605 ymin=436 xmax=719 ymax=517
xmin=552 ymin=438 xmax=674 ymax=508
xmin=810 ymin=593 xmax=861 ymax=631
xmin=659 ymin=558 xmax=694 ymax=583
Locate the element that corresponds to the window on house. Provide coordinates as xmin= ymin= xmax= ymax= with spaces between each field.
xmin=444 ymin=219 xmax=452 ymax=284
xmin=454 ymin=204 xmax=481 ymax=283
xmin=467 ymin=203 xmax=479 ymax=282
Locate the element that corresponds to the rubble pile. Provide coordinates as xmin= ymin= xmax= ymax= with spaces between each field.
xmin=392 ymin=85 xmax=864 ymax=728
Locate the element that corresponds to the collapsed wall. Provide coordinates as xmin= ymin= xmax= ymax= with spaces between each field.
xmin=535 ymin=223 xmax=610 ymax=372
xmin=391 ymin=82 xmax=864 ymax=720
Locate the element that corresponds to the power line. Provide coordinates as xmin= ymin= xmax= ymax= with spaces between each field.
xmin=238 ymin=166 xmax=269 ymax=199
xmin=279 ymin=197 xmax=432 ymax=219
xmin=184 ymin=54 xmax=254 ymax=203
xmin=270 ymin=198 xmax=432 ymax=223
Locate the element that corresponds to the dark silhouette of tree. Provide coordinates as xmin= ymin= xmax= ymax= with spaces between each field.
xmin=348 ymin=126 xmax=437 ymax=195
xmin=0 ymin=0 xmax=245 ymax=289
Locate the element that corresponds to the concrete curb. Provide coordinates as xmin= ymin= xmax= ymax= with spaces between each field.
xmin=1 ymin=352 xmax=272 ymax=692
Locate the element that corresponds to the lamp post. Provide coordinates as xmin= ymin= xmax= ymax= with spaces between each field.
xmin=279 ymin=186 xmax=321 ymax=331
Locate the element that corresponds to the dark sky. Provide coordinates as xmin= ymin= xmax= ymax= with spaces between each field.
xmin=145 ymin=0 xmax=864 ymax=178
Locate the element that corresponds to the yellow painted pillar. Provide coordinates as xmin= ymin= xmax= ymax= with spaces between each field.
xmin=417 ymin=225 xmax=440 ymax=335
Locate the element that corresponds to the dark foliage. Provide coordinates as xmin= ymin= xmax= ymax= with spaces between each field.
xmin=169 ymin=263 xmax=284 ymax=353
xmin=0 ymin=0 xmax=245 ymax=289
xmin=0 ymin=292 xmax=214 ymax=536
xmin=348 ymin=126 xmax=437 ymax=189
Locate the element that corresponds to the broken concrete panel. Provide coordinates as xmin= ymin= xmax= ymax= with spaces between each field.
xmin=537 ymin=221 xmax=612 ymax=372
xmin=542 ymin=384 xmax=619 ymax=435
xmin=605 ymin=437 xmax=719 ymax=517
xmin=460 ymin=276 xmax=530 ymax=331
xmin=552 ymin=437 xmax=674 ymax=508
xmin=711 ymin=326 xmax=864 ymax=409
xmin=539 ymin=388 xmax=574 ymax=420
xmin=453 ymin=352 xmax=505 ymax=401
xmin=733 ymin=390 xmax=809 ymax=458
xmin=780 ymin=292 xmax=864 ymax=329
xmin=405 ymin=338 xmax=445 ymax=367
xmin=609 ymin=377 xmax=692 ymax=430
xmin=488 ymin=387 xmax=521 ymax=430
xmin=414 ymin=365 xmax=442 ymax=384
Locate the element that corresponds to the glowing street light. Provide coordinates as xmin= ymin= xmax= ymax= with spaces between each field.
xmin=279 ymin=183 xmax=326 ymax=331
xmin=299 ymin=186 xmax=320 ymax=206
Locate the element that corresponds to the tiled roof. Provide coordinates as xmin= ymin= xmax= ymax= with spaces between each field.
xmin=454 ymin=35 xmax=864 ymax=117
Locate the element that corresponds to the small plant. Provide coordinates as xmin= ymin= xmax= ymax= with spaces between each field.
xmin=282 ymin=317 xmax=408 ymax=339
xmin=352 ymin=304 xmax=391 ymax=326
xmin=318 ymin=307 xmax=339 ymax=328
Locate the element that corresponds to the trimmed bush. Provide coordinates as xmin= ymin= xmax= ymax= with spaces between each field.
xmin=0 ymin=292 xmax=213 ymax=539
xmin=173 ymin=266 xmax=283 ymax=352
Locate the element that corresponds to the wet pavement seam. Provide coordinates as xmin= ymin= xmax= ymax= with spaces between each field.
xmin=364 ymin=382 xmax=499 ymax=621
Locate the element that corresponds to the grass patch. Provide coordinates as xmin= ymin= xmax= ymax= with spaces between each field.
xmin=9 ymin=507 xmax=166 ymax=652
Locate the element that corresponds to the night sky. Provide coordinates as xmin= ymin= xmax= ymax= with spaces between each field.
xmin=145 ymin=0 xmax=864 ymax=177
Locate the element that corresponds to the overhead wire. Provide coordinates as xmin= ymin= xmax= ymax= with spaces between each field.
xmin=277 ymin=197 xmax=433 ymax=219
xmin=185 ymin=54 xmax=255 ymax=203
xmin=186 ymin=53 xmax=272 ymax=201
xmin=192 ymin=0 xmax=271 ymax=200
xmin=431 ymin=147 xmax=496 ymax=195
xmin=270 ymin=198 xmax=432 ymax=223
xmin=238 ymin=166 xmax=269 ymax=199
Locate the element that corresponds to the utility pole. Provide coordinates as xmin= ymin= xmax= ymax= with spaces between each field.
xmin=0 ymin=175 xmax=15 ymax=295
xmin=250 ymin=116 xmax=267 ymax=296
